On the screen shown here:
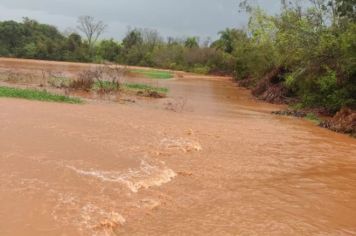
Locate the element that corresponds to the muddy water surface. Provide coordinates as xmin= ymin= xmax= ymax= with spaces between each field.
xmin=0 ymin=58 xmax=356 ymax=236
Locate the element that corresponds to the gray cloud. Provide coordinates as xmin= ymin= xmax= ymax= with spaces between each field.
xmin=0 ymin=0 xmax=281 ymax=40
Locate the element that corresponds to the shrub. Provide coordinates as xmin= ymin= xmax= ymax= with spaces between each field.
xmin=69 ymin=70 xmax=96 ymax=91
xmin=191 ymin=65 xmax=210 ymax=75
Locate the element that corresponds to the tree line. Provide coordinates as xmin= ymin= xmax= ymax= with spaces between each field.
xmin=0 ymin=16 xmax=231 ymax=75
xmin=0 ymin=0 xmax=354 ymax=113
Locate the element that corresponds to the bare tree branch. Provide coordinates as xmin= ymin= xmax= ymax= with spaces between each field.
xmin=77 ymin=16 xmax=107 ymax=50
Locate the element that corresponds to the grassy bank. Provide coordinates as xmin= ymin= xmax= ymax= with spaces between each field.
xmin=0 ymin=86 xmax=82 ymax=104
xmin=130 ymin=69 xmax=173 ymax=79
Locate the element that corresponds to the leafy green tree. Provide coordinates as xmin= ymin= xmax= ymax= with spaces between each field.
xmin=334 ymin=0 xmax=356 ymax=21
xmin=122 ymin=29 xmax=143 ymax=51
xmin=63 ymin=33 xmax=90 ymax=61
xmin=0 ymin=20 xmax=27 ymax=56
xmin=22 ymin=42 xmax=37 ymax=58
xmin=213 ymin=28 xmax=245 ymax=53
xmin=67 ymin=33 xmax=82 ymax=52
xmin=97 ymin=39 xmax=121 ymax=62
xmin=184 ymin=37 xmax=199 ymax=48
xmin=120 ymin=29 xmax=144 ymax=65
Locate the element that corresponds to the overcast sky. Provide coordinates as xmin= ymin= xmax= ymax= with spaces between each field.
xmin=0 ymin=0 xmax=281 ymax=41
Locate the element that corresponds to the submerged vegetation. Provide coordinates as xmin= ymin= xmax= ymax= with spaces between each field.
xmin=123 ymin=83 xmax=168 ymax=94
xmin=92 ymin=80 xmax=168 ymax=94
xmin=129 ymin=69 xmax=173 ymax=79
xmin=0 ymin=65 xmax=168 ymax=102
xmin=0 ymin=0 xmax=354 ymax=117
xmin=70 ymin=66 xmax=169 ymax=96
xmin=0 ymin=86 xmax=82 ymax=104
xmin=305 ymin=113 xmax=322 ymax=125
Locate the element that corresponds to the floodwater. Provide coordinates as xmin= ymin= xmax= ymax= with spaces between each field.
xmin=0 ymin=58 xmax=356 ymax=236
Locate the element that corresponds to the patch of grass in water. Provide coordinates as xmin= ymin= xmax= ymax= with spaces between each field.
xmin=124 ymin=83 xmax=169 ymax=93
xmin=92 ymin=81 xmax=167 ymax=94
xmin=0 ymin=86 xmax=82 ymax=104
xmin=130 ymin=69 xmax=173 ymax=79
xmin=305 ymin=112 xmax=322 ymax=125
xmin=92 ymin=81 xmax=120 ymax=91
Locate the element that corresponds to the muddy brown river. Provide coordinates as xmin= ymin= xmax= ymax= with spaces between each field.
xmin=0 ymin=58 xmax=356 ymax=236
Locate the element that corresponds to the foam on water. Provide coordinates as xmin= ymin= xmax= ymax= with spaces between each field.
xmin=67 ymin=160 xmax=176 ymax=193
xmin=50 ymin=192 xmax=127 ymax=236
xmin=160 ymin=137 xmax=202 ymax=152
xmin=80 ymin=204 xmax=126 ymax=236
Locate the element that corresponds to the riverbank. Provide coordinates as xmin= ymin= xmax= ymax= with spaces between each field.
xmin=237 ymin=75 xmax=356 ymax=138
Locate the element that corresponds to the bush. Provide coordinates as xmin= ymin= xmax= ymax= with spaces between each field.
xmin=191 ymin=65 xmax=210 ymax=74
xmin=69 ymin=70 xmax=96 ymax=91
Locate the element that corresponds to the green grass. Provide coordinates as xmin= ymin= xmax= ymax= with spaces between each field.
xmin=124 ymin=83 xmax=169 ymax=93
xmin=92 ymin=81 xmax=168 ymax=94
xmin=0 ymin=86 xmax=82 ymax=104
xmin=92 ymin=81 xmax=120 ymax=91
xmin=305 ymin=112 xmax=322 ymax=125
xmin=130 ymin=69 xmax=173 ymax=79
xmin=289 ymin=102 xmax=304 ymax=111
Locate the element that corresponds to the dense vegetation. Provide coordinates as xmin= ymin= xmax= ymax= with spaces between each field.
xmin=0 ymin=0 xmax=354 ymax=113
xmin=229 ymin=0 xmax=356 ymax=114
xmin=0 ymin=18 xmax=89 ymax=62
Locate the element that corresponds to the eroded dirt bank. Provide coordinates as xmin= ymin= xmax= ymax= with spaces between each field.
xmin=0 ymin=58 xmax=356 ymax=236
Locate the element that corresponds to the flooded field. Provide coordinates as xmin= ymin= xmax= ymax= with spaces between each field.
xmin=0 ymin=58 xmax=356 ymax=236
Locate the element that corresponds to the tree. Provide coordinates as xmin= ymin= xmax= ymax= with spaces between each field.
xmin=67 ymin=33 xmax=82 ymax=52
xmin=77 ymin=16 xmax=107 ymax=51
xmin=184 ymin=37 xmax=199 ymax=48
xmin=213 ymin=28 xmax=246 ymax=53
xmin=142 ymin=29 xmax=162 ymax=51
xmin=122 ymin=29 xmax=143 ymax=50
xmin=120 ymin=29 xmax=145 ymax=65
xmin=0 ymin=20 xmax=26 ymax=55
xmin=334 ymin=0 xmax=356 ymax=21
xmin=97 ymin=39 xmax=121 ymax=62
